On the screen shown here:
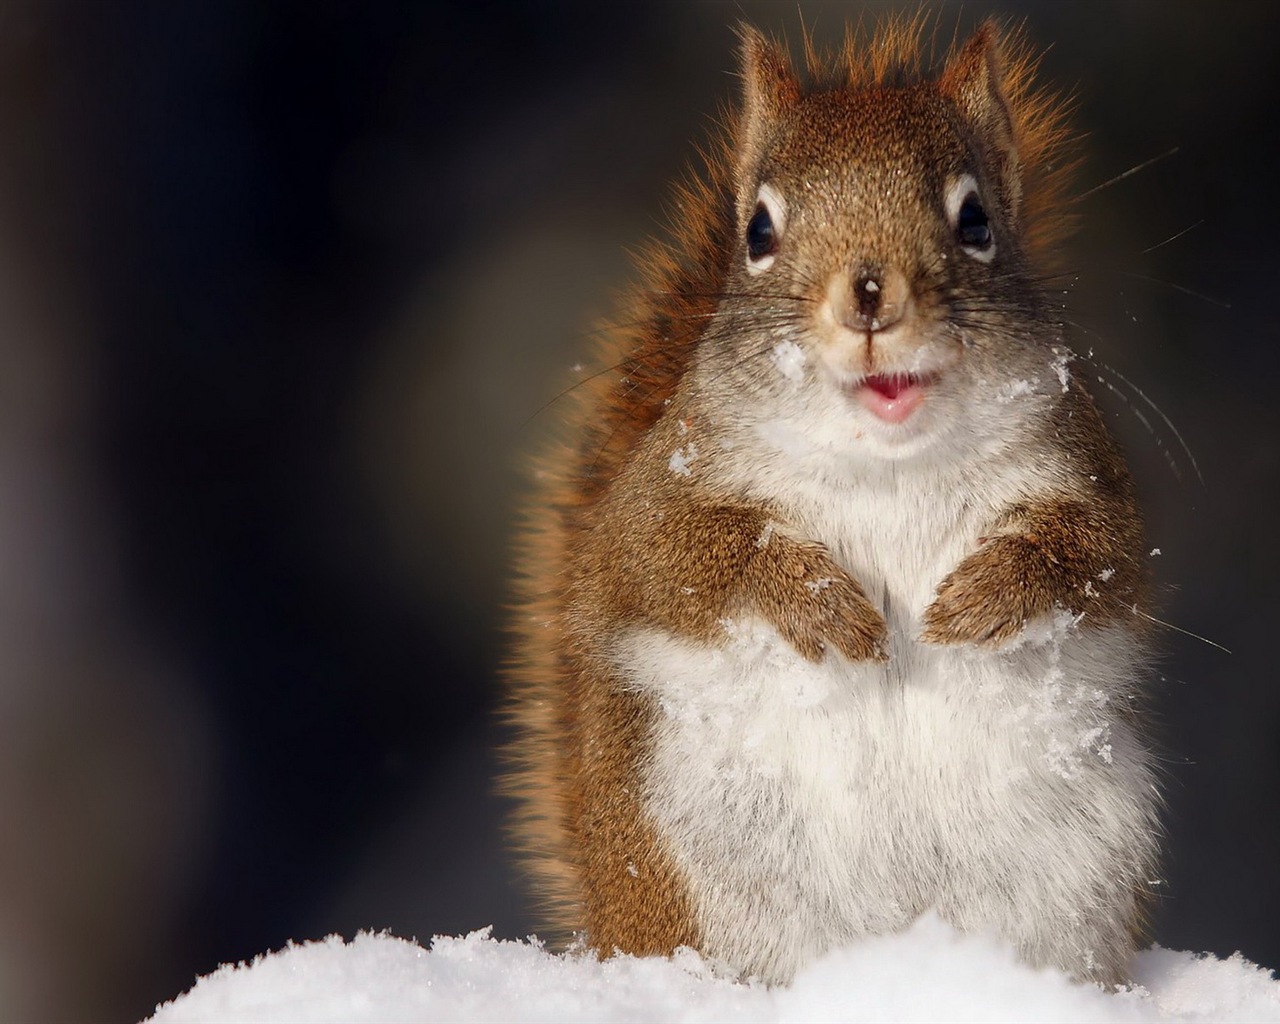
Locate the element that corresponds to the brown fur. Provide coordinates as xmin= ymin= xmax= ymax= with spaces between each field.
xmin=922 ymin=378 xmax=1149 ymax=647
xmin=573 ymin=408 xmax=889 ymax=666
xmin=504 ymin=14 xmax=1096 ymax=958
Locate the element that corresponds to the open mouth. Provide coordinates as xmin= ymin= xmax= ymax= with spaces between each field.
xmin=854 ymin=372 xmax=934 ymax=424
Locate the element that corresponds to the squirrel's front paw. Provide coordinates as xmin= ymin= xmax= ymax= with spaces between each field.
xmin=749 ymin=538 xmax=887 ymax=663
xmin=921 ymin=534 xmax=1058 ymax=647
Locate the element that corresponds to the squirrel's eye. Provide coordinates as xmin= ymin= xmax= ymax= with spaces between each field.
xmin=745 ymin=184 xmax=785 ymax=274
xmin=957 ymin=194 xmax=993 ymax=259
xmin=747 ymin=203 xmax=776 ymax=261
xmin=957 ymin=194 xmax=993 ymax=252
xmin=945 ymin=175 xmax=997 ymax=264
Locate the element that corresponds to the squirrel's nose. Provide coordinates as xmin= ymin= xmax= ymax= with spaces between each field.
xmin=844 ymin=265 xmax=909 ymax=332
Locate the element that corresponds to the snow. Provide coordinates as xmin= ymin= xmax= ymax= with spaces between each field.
xmin=668 ymin=443 xmax=699 ymax=477
xmin=771 ymin=340 xmax=807 ymax=383
xmin=148 ymin=916 xmax=1280 ymax=1024
xmin=1049 ymin=348 xmax=1073 ymax=392
xmin=998 ymin=377 xmax=1039 ymax=402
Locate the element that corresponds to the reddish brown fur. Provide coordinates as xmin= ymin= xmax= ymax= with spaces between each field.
xmin=504 ymin=14 xmax=1085 ymax=953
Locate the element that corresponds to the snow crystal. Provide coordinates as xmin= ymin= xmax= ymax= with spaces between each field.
xmin=770 ymin=340 xmax=806 ymax=383
xmin=1049 ymin=348 xmax=1073 ymax=392
xmin=668 ymin=443 xmax=699 ymax=477
xmin=1078 ymin=725 xmax=1115 ymax=765
xmin=998 ymin=378 xmax=1038 ymax=403
xmin=1098 ymin=568 xmax=1116 ymax=582
xmin=995 ymin=608 xmax=1125 ymax=781
xmin=1000 ymin=606 xmax=1083 ymax=652
xmin=755 ymin=522 xmax=776 ymax=549
xmin=1150 ymin=548 xmax=1162 ymax=556
xmin=1041 ymin=722 xmax=1116 ymax=781
xmin=148 ymin=917 xmax=1280 ymax=1024
xmin=803 ymin=577 xmax=834 ymax=593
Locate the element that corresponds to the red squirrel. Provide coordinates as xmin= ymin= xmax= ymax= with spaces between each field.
xmin=506 ymin=17 xmax=1159 ymax=987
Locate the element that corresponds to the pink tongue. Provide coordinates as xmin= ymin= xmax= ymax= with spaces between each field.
xmin=855 ymin=372 xmax=929 ymax=424
xmin=865 ymin=373 xmax=914 ymax=399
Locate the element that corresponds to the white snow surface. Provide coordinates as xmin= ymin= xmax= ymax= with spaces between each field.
xmin=148 ymin=915 xmax=1280 ymax=1024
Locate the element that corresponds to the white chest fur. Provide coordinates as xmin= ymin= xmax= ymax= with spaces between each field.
xmin=616 ymin=445 xmax=1158 ymax=985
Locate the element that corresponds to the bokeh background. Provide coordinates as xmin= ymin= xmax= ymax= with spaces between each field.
xmin=0 ymin=1 xmax=1274 ymax=1019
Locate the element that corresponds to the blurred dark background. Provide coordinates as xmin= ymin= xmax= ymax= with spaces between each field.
xmin=0 ymin=1 xmax=1274 ymax=1020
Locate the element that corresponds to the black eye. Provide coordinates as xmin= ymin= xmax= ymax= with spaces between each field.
xmin=747 ymin=203 xmax=776 ymax=260
xmin=957 ymin=194 xmax=992 ymax=251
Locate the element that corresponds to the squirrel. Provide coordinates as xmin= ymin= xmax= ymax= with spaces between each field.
xmin=505 ymin=16 xmax=1161 ymax=989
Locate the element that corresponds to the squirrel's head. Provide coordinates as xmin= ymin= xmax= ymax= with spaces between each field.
xmin=693 ymin=19 xmax=1075 ymax=464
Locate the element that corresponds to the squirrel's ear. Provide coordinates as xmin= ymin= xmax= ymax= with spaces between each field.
xmin=735 ymin=25 xmax=799 ymax=199
xmin=940 ymin=21 xmax=1022 ymax=221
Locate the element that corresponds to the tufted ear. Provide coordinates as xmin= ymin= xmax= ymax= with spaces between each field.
xmin=940 ymin=21 xmax=1022 ymax=221
xmin=734 ymin=25 xmax=800 ymax=211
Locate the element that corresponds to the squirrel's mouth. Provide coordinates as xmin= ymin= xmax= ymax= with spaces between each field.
xmin=853 ymin=372 xmax=935 ymax=423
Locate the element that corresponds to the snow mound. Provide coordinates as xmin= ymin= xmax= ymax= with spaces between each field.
xmin=148 ymin=915 xmax=1280 ymax=1024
